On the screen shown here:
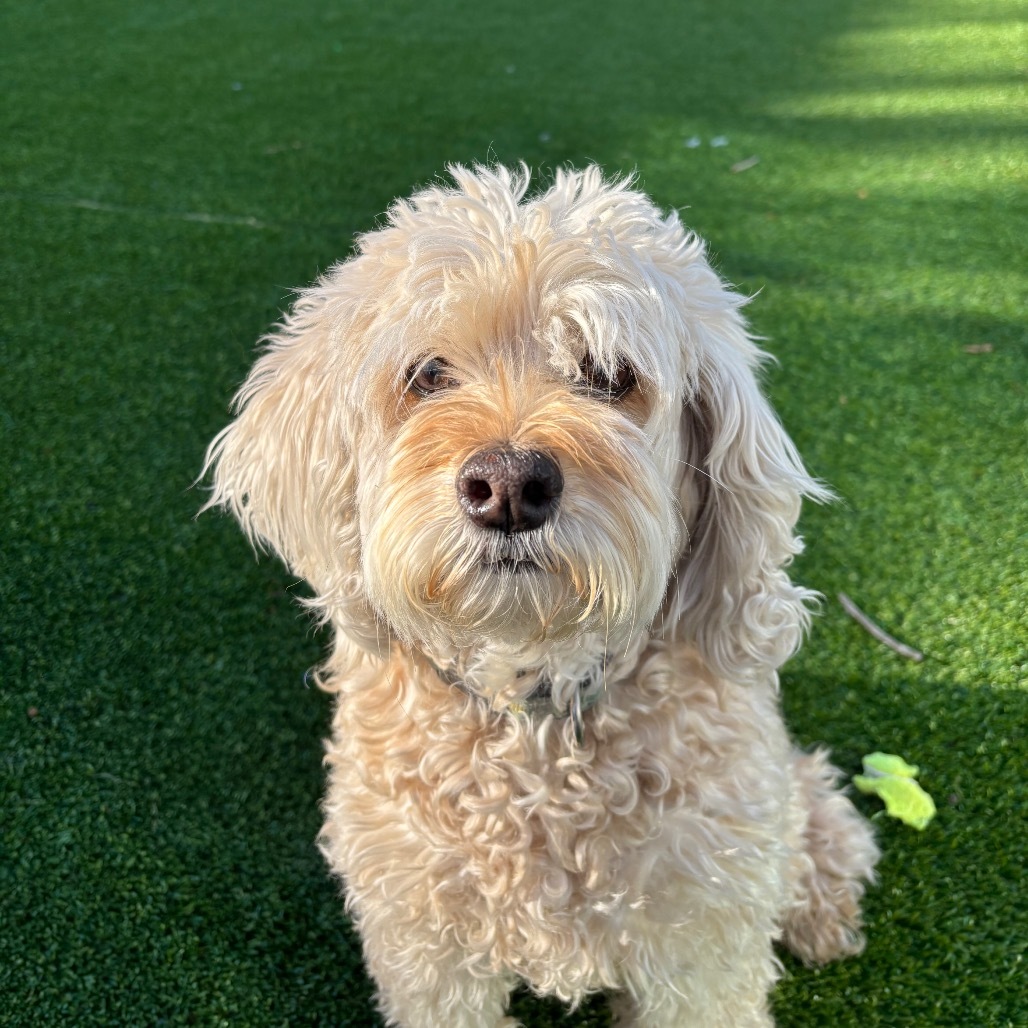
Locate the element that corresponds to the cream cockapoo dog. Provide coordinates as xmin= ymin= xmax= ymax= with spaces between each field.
xmin=203 ymin=165 xmax=878 ymax=1027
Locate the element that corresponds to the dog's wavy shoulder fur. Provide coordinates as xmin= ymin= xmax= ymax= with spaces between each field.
xmin=203 ymin=164 xmax=878 ymax=1027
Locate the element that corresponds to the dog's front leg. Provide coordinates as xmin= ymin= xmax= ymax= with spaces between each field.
xmin=353 ymin=905 xmax=519 ymax=1028
xmin=611 ymin=902 xmax=779 ymax=1028
xmin=610 ymin=967 xmax=774 ymax=1028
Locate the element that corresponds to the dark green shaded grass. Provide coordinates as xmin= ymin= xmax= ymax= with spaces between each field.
xmin=2 ymin=0 xmax=1025 ymax=1024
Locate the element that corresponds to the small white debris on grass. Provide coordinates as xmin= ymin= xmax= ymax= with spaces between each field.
xmin=730 ymin=155 xmax=760 ymax=173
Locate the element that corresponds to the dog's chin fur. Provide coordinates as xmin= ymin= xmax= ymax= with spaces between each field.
xmin=203 ymin=164 xmax=879 ymax=1027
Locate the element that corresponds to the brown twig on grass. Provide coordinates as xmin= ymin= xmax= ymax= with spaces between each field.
xmin=837 ymin=592 xmax=925 ymax=662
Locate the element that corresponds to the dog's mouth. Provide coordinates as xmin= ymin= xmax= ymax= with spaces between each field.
xmin=475 ymin=535 xmax=562 ymax=579
xmin=485 ymin=557 xmax=540 ymax=575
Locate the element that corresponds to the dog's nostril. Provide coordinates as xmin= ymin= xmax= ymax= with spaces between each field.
xmin=465 ymin=480 xmax=493 ymax=503
xmin=521 ymin=480 xmax=551 ymax=507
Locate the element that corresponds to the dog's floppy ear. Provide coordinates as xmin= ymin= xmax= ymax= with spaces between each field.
xmin=661 ymin=284 xmax=830 ymax=683
xmin=200 ymin=279 xmax=382 ymax=661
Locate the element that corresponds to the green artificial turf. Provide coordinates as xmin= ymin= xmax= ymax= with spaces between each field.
xmin=2 ymin=0 xmax=1025 ymax=1024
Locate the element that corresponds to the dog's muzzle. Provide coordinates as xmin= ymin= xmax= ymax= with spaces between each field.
xmin=457 ymin=446 xmax=563 ymax=535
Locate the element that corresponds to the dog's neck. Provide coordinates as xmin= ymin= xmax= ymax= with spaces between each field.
xmin=415 ymin=633 xmax=648 ymax=741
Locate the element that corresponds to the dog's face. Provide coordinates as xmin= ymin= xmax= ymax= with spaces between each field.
xmin=353 ymin=236 xmax=691 ymax=668
xmin=361 ymin=354 xmax=678 ymax=655
xmin=204 ymin=166 xmax=826 ymax=685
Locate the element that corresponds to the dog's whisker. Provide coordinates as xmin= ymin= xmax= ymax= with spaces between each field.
xmin=673 ymin=456 xmax=733 ymax=492
xmin=393 ymin=693 xmax=415 ymax=725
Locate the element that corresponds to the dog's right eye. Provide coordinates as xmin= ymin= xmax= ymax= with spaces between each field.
xmin=578 ymin=354 xmax=636 ymax=401
xmin=408 ymin=358 xmax=460 ymax=396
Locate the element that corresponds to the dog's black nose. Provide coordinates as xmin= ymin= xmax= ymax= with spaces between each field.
xmin=457 ymin=447 xmax=563 ymax=534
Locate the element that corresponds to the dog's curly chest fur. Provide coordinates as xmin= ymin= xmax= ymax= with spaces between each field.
xmin=320 ymin=645 xmax=792 ymax=999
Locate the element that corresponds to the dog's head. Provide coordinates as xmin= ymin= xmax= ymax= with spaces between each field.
xmin=203 ymin=165 xmax=826 ymax=687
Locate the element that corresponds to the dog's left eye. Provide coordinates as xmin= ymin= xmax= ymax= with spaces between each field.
xmin=579 ymin=354 xmax=636 ymax=400
xmin=409 ymin=358 xmax=460 ymax=396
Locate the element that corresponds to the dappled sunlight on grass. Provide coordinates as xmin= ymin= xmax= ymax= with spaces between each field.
xmin=769 ymin=82 xmax=1022 ymax=118
xmin=822 ymin=19 xmax=1024 ymax=74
